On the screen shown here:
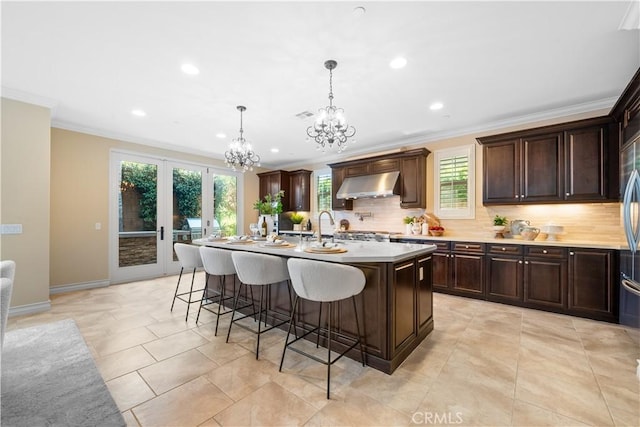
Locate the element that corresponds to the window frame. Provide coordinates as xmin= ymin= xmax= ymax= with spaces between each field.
xmin=434 ymin=145 xmax=475 ymax=219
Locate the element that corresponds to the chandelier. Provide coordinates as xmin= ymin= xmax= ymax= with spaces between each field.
xmin=224 ymin=105 xmax=260 ymax=172
xmin=306 ymin=59 xmax=356 ymax=153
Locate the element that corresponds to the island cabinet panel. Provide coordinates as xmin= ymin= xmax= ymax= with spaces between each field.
xmin=417 ymin=255 xmax=434 ymax=331
xmin=523 ymin=247 xmax=568 ymax=310
xmin=393 ymin=260 xmax=417 ymax=350
xmin=485 ymin=244 xmax=524 ymax=303
xmin=568 ymin=248 xmax=617 ymax=322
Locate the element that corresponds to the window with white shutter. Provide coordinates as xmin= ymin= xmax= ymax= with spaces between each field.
xmin=316 ymin=169 xmax=332 ymax=212
xmin=434 ymin=145 xmax=475 ymax=219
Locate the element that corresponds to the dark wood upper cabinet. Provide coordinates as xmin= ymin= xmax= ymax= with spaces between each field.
xmin=288 ymin=169 xmax=311 ymax=211
xmin=611 ymin=67 xmax=640 ymax=146
xmin=257 ymin=170 xmax=290 ymax=211
xmin=328 ymin=148 xmax=429 ymax=210
xmin=330 ymin=166 xmax=352 ymax=211
xmin=478 ymin=116 xmax=617 ymax=205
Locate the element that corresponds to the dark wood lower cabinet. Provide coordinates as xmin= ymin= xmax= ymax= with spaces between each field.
xmin=394 ymin=238 xmax=618 ymax=323
xmin=568 ymin=248 xmax=617 ymax=322
xmin=486 ymin=244 xmax=524 ymax=303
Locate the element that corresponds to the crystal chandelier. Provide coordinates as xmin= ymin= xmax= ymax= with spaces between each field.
xmin=225 ymin=105 xmax=260 ymax=172
xmin=307 ymin=59 xmax=356 ymax=153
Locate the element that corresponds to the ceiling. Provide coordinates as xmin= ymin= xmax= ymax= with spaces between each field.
xmin=2 ymin=1 xmax=639 ymax=169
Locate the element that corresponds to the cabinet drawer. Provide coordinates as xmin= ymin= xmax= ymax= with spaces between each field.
xmin=452 ymin=242 xmax=485 ymax=253
xmin=487 ymin=244 xmax=523 ymax=256
xmin=525 ymin=246 xmax=567 ymax=258
xmin=429 ymin=241 xmax=450 ymax=252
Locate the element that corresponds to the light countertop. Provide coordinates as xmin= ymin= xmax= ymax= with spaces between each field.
xmin=390 ymin=234 xmax=627 ymax=250
xmin=193 ymin=238 xmax=437 ymax=263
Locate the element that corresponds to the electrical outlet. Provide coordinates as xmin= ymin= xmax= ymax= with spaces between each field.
xmin=1 ymin=224 xmax=23 ymax=234
xmin=95 ymin=222 xmax=102 ymax=230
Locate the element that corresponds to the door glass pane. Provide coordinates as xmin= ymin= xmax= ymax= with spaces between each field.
xmin=118 ymin=161 xmax=158 ymax=267
xmin=213 ymin=174 xmax=237 ymax=237
xmin=172 ymin=168 xmax=202 ymax=260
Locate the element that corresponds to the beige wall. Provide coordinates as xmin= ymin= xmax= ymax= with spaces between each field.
xmin=50 ymin=127 xmax=260 ymax=288
xmin=1 ymin=98 xmax=51 ymax=309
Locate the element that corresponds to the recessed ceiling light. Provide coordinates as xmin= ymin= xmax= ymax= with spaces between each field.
xmin=389 ymin=57 xmax=407 ymax=69
xmin=430 ymin=102 xmax=444 ymax=110
xmin=181 ymin=63 xmax=200 ymax=75
xmin=353 ymin=6 xmax=366 ymax=17
xmin=131 ymin=109 xmax=146 ymax=117
xmin=216 ymin=133 xmax=226 ymax=139
xmin=271 ymin=148 xmax=280 ymax=153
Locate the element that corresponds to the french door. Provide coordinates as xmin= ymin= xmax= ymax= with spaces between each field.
xmin=110 ymin=151 xmax=240 ymax=283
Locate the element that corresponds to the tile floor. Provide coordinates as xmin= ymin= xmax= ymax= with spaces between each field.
xmin=7 ymin=273 xmax=640 ymax=426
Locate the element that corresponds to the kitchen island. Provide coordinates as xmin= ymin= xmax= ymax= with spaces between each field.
xmin=194 ymin=238 xmax=437 ymax=374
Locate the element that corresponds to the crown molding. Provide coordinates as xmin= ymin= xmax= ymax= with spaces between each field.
xmin=1 ymin=87 xmax=58 ymax=108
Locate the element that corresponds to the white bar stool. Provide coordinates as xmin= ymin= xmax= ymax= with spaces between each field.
xmin=170 ymin=243 xmax=204 ymax=321
xmin=227 ymin=251 xmax=292 ymax=359
xmin=280 ymin=258 xmax=366 ymax=399
xmin=197 ymin=246 xmax=255 ymax=335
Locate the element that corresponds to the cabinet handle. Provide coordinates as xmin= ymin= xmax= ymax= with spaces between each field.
xmin=542 ymin=250 xmax=547 ymax=254
xmin=521 ymin=194 xmax=525 ymax=199
xmin=515 ymin=195 xmax=519 ymax=198
xmin=566 ymin=192 xmax=570 ymax=197
xmin=501 ymin=247 xmax=506 ymax=251
xmin=569 ymin=251 xmax=574 ymax=256
xmin=465 ymin=245 xmax=469 ymax=249
xmin=525 ymin=261 xmax=529 ymax=264
xmin=519 ymin=260 xmax=523 ymax=264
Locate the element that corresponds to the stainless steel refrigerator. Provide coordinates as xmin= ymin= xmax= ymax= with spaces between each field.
xmin=620 ymin=134 xmax=640 ymax=327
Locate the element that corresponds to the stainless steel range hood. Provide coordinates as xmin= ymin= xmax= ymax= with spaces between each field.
xmin=336 ymin=171 xmax=400 ymax=200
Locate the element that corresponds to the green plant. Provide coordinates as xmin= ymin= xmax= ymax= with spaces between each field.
xmin=493 ymin=215 xmax=508 ymax=226
xmin=253 ymin=190 xmax=285 ymax=215
xmin=290 ymin=212 xmax=305 ymax=224
xmin=403 ymin=216 xmax=414 ymax=224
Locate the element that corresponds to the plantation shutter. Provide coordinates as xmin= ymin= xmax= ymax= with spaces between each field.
xmin=439 ymin=155 xmax=469 ymax=209
xmin=316 ymin=172 xmax=332 ymax=211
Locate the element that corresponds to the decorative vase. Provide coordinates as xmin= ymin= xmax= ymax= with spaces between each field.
xmin=405 ymin=224 xmax=413 ymax=235
xmin=293 ymin=224 xmax=302 ymax=231
xmin=421 ymin=223 xmax=429 ymax=235
xmin=492 ymin=225 xmax=506 ymax=238
xmin=412 ymin=223 xmax=422 ymax=235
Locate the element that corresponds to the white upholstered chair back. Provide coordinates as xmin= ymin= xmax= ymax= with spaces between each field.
xmin=199 ymin=247 xmax=236 ymax=276
xmin=287 ymin=258 xmax=365 ymax=302
xmin=174 ymin=243 xmax=203 ymax=269
xmin=231 ymin=252 xmax=289 ymax=286
xmin=1 ymin=260 xmax=16 ymax=347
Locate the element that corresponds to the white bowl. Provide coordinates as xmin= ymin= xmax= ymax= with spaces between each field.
xmin=541 ymin=225 xmax=564 ymax=234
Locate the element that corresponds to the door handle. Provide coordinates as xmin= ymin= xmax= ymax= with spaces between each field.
xmin=159 ymin=226 xmax=165 ymax=240
xmin=623 ymin=169 xmax=640 ymax=253
xmin=622 ymin=275 xmax=640 ymax=297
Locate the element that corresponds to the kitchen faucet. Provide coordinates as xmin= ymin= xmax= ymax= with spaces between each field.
xmin=317 ymin=210 xmax=335 ymax=244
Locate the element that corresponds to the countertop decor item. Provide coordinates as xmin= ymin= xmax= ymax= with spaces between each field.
xmin=520 ymin=226 xmax=540 ymax=240
xmin=224 ymin=105 xmax=260 ymax=172
xmin=493 ymin=215 xmax=508 ymax=238
xmin=290 ymin=212 xmax=304 ymax=231
xmin=306 ymin=59 xmax=356 ymax=153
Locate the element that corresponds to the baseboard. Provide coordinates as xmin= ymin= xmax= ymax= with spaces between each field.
xmin=8 ymin=301 xmax=51 ymax=317
xmin=49 ymin=279 xmax=111 ymax=295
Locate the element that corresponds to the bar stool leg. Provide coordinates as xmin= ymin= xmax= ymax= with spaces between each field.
xmin=279 ymin=295 xmax=300 ymax=372
xmin=255 ymin=285 xmax=266 ymax=359
xmin=196 ymin=272 xmax=209 ymax=323
xmin=226 ymin=283 xmax=243 ymax=344
xmin=213 ymin=275 xmax=226 ymax=336
xmin=170 ymin=267 xmax=185 ymax=312
xmin=184 ymin=267 xmax=197 ymax=321
xmin=316 ymin=302 xmax=322 ymax=348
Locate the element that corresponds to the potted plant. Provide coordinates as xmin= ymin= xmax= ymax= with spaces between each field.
xmin=492 ymin=214 xmax=508 ymax=238
xmin=290 ymin=212 xmax=305 ymax=231
xmin=253 ymin=190 xmax=284 ymax=235
xmin=403 ymin=216 xmax=414 ymax=235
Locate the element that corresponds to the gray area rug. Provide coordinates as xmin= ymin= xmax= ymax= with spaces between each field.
xmin=1 ymin=319 xmax=125 ymax=427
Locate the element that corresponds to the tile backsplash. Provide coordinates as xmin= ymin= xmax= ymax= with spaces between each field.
xmin=327 ymin=196 xmax=625 ymax=244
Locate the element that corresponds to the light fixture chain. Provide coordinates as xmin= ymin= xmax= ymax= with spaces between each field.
xmin=328 ymin=68 xmax=334 ymax=107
